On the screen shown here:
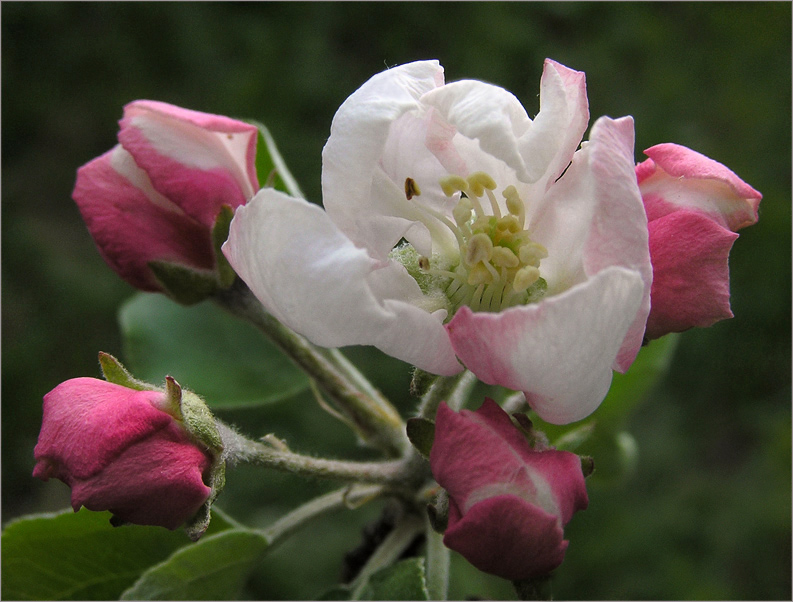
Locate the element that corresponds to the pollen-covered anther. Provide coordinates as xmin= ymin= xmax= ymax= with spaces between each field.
xmin=467 ymin=172 xmax=497 ymax=197
xmin=491 ymin=246 xmax=519 ymax=268
xmin=513 ymin=266 xmax=541 ymax=292
xmin=440 ymin=175 xmax=469 ymax=197
xmin=519 ymin=242 xmax=548 ymax=267
xmin=465 ymin=233 xmax=493 ymax=265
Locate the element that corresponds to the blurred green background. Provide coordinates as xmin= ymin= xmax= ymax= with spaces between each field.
xmin=2 ymin=2 xmax=790 ymax=600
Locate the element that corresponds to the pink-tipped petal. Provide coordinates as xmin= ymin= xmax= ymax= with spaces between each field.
xmin=33 ymin=378 xmax=173 ymax=480
xmin=73 ymin=147 xmax=215 ymax=291
xmin=444 ymin=495 xmax=568 ymax=581
xmin=119 ymin=101 xmax=258 ymax=226
xmin=638 ymin=143 xmax=761 ymax=231
xmin=645 ymin=210 xmax=738 ymax=340
xmin=446 ymin=266 xmax=644 ymax=424
xmin=69 ymin=422 xmax=212 ymax=530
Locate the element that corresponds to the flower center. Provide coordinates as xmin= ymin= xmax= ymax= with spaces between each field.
xmin=395 ymin=171 xmax=548 ymax=316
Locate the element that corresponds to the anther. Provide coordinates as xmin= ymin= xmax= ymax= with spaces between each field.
xmin=519 ymin=242 xmax=548 ymax=267
xmin=440 ymin=175 xmax=469 ymax=197
xmin=467 ymin=172 xmax=497 ymax=197
xmin=405 ymin=177 xmax=421 ymax=200
xmin=491 ymin=246 xmax=519 ymax=268
xmin=513 ymin=266 xmax=541 ymax=292
xmin=418 ymin=256 xmax=430 ymax=270
xmin=503 ymin=185 xmax=525 ymax=227
xmin=465 ymin=233 xmax=494 ymax=265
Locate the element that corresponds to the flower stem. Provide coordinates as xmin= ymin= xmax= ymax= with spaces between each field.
xmin=350 ymin=511 xmax=425 ymax=599
xmin=425 ymin=513 xmax=450 ymax=600
xmin=213 ymin=279 xmax=408 ymax=457
xmin=261 ymin=484 xmax=384 ymax=548
xmin=218 ymin=422 xmax=413 ymax=487
xmin=418 ymin=370 xmax=478 ymax=419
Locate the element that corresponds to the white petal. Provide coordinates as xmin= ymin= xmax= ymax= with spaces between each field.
xmin=322 ymin=61 xmax=445 ymax=258
xmin=421 ymin=79 xmax=534 ymax=181
xmin=223 ymin=189 xmax=461 ymax=375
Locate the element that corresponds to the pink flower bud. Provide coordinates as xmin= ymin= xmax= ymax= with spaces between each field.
xmin=636 ymin=144 xmax=762 ymax=340
xmin=73 ymin=101 xmax=259 ymax=293
xmin=33 ymin=378 xmax=213 ymax=530
xmin=429 ymin=399 xmax=588 ymax=581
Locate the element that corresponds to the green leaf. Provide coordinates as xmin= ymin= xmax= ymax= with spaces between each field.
xmin=358 ymin=558 xmax=429 ymax=601
xmin=120 ymin=529 xmax=268 ymax=600
xmin=119 ymin=293 xmax=309 ymax=409
xmin=250 ymin=120 xmax=304 ymax=199
xmin=316 ymin=585 xmax=353 ymax=600
xmin=0 ymin=507 xmax=233 ymax=601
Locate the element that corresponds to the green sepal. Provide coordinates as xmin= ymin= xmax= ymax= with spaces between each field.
xmin=405 ymin=417 xmax=435 ymax=459
xmin=249 ymin=120 xmax=304 ymax=199
xmin=148 ymin=260 xmax=220 ymax=306
xmin=409 ymin=368 xmax=438 ymax=398
xmin=426 ymin=489 xmax=448 ymax=534
xmin=210 ymin=204 xmax=237 ymax=289
xmin=98 ymin=352 xmax=156 ymax=391
xmin=579 ymin=455 xmax=595 ymax=479
xmin=162 ymin=376 xmax=226 ymax=541
xmin=164 ymin=377 xmax=223 ymax=453
xmin=184 ymin=459 xmax=226 ymax=542
xmin=513 ymin=573 xmax=553 ymax=601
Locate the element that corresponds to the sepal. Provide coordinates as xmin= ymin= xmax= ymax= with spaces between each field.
xmin=405 ymin=417 xmax=435 ymax=459
xmin=99 ymin=352 xmax=155 ymax=392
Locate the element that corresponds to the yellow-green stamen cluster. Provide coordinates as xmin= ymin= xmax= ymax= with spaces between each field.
xmin=402 ymin=171 xmax=548 ymax=315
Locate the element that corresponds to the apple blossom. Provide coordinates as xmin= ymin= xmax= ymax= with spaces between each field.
xmin=223 ymin=59 xmax=653 ymax=424
xmin=73 ymin=100 xmax=259 ymax=298
xmin=33 ymin=377 xmax=214 ymax=530
xmin=636 ymin=143 xmax=762 ymax=340
xmin=429 ymin=399 xmax=589 ymax=580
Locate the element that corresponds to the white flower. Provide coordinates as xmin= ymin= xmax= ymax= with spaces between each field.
xmin=223 ymin=60 xmax=652 ymax=424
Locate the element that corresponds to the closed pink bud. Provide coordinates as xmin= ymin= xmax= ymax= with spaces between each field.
xmin=73 ymin=101 xmax=258 ymax=292
xmin=33 ymin=378 xmax=213 ymax=530
xmin=429 ymin=399 xmax=588 ymax=581
xmin=636 ymin=143 xmax=761 ymax=340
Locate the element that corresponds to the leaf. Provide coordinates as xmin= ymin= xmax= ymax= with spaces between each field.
xmin=119 ymin=293 xmax=309 ymax=409
xmin=120 ymin=529 xmax=268 ymax=600
xmin=316 ymin=585 xmax=353 ymax=600
xmin=0 ymin=507 xmax=233 ymax=601
xmin=357 ymin=558 xmax=429 ymax=601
